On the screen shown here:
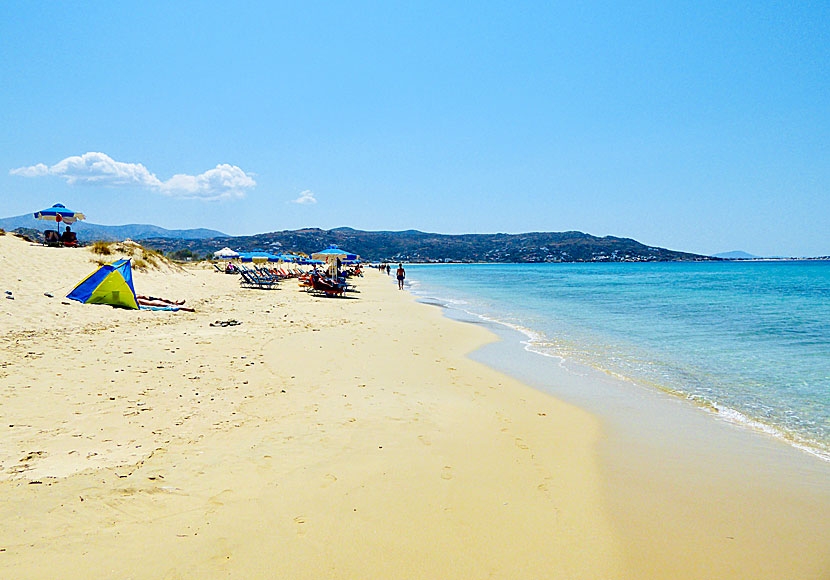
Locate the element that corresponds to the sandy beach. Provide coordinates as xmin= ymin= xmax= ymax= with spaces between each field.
xmin=0 ymin=234 xmax=620 ymax=578
xmin=1 ymin=233 xmax=828 ymax=579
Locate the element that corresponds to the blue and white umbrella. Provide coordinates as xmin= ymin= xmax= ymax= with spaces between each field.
xmin=34 ymin=203 xmax=86 ymax=225
xmin=238 ymin=250 xmax=279 ymax=263
xmin=311 ymin=245 xmax=358 ymax=262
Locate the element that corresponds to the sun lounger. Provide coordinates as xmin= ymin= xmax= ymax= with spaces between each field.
xmin=43 ymin=230 xmax=62 ymax=246
xmin=309 ymin=273 xmax=346 ymax=297
xmin=255 ymin=267 xmax=283 ymax=281
xmin=61 ymin=231 xmax=78 ymax=246
xmin=239 ymin=268 xmax=277 ymax=289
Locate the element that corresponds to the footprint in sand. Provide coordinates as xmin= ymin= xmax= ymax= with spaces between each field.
xmin=208 ymin=489 xmax=234 ymax=507
xmin=441 ymin=466 xmax=453 ymax=480
xmin=515 ymin=438 xmax=529 ymax=450
xmin=207 ymin=537 xmax=233 ymax=566
xmin=418 ymin=435 xmax=431 ymax=446
xmin=322 ymin=473 xmax=337 ymax=488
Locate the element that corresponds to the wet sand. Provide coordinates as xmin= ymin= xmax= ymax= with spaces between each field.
xmin=465 ymin=310 xmax=830 ymax=579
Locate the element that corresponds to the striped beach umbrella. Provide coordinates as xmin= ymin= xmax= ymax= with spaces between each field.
xmin=33 ymin=203 xmax=86 ymax=225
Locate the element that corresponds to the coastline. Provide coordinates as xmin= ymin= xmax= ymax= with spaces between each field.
xmin=417 ymin=285 xmax=830 ymax=579
xmin=0 ymin=236 xmax=622 ymax=578
xmin=406 ymin=260 xmax=830 ymax=462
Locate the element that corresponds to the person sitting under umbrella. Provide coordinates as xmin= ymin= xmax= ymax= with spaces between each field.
xmin=60 ymin=225 xmax=77 ymax=246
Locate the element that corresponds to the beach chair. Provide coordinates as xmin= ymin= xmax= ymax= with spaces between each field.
xmin=239 ymin=268 xmax=277 ymax=289
xmin=61 ymin=231 xmax=78 ymax=247
xmin=310 ymin=273 xmax=346 ymax=297
xmin=44 ymin=230 xmax=62 ymax=246
xmin=254 ymin=266 xmax=281 ymax=282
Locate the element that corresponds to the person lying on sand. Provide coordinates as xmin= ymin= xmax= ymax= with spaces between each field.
xmin=136 ymin=295 xmax=185 ymax=305
xmin=135 ymin=295 xmax=195 ymax=311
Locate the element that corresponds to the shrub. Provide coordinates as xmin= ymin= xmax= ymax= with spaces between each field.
xmin=168 ymin=249 xmax=194 ymax=261
xmin=141 ymin=248 xmax=161 ymax=267
xmin=91 ymin=241 xmax=113 ymax=255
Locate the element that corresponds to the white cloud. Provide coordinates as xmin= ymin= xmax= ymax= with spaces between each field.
xmin=10 ymin=152 xmax=256 ymax=200
xmin=9 ymin=163 xmax=49 ymax=177
xmin=160 ymin=164 xmax=256 ymax=200
xmin=291 ymin=190 xmax=317 ymax=204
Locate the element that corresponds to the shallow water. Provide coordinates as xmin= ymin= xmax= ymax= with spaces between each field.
xmin=406 ymin=261 xmax=830 ymax=460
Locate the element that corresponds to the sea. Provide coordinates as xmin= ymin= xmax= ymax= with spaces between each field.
xmin=405 ymin=261 xmax=830 ymax=461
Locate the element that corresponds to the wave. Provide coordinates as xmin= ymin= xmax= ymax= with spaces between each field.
xmin=408 ymin=278 xmax=830 ymax=463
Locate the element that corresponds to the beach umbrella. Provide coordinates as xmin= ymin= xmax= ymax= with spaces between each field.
xmin=213 ymin=247 xmax=239 ymax=259
xmin=34 ymin=203 xmax=86 ymax=226
xmin=311 ymin=245 xmax=358 ymax=262
xmin=238 ymin=251 xmax=278 ymax=263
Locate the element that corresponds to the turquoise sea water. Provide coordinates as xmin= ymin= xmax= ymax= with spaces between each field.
xmin=405 ymin=262 xmax=830 ymax=460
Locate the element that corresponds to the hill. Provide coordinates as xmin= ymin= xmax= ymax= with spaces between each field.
xmin=0 ymin=213 xmax=226 ymax=241
xmin=142 ymin=228 xmax=717 ymax=263
xmin=713 ymin=250 xmax=760 ymax=260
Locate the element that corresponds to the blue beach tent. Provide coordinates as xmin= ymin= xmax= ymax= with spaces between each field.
xmin=67 ymin=259 xmax=139 ymax=309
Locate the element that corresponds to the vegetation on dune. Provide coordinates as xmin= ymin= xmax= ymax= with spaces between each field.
xmin=140 ymin=246 xmax=162 ymax=268
xmin=86 ymin=240 xmax=179 ymax=272
xmin=91 ymin=241 xmax=113 ymax=255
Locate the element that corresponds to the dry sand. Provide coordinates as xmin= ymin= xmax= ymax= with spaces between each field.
xmin=0 ymin=234 xmax=622 ymax=578
xmin=2 ymin=233 xmax=827 ymax=579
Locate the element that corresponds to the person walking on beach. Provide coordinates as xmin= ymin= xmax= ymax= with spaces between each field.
xmin=396 ymin=263 xmax=405 ymax=290
xmin=386 ymin=264 xmax=391 ymax=275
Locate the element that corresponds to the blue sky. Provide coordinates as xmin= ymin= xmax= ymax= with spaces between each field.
xmin=1 ymin=1 xmax=827 ymax=256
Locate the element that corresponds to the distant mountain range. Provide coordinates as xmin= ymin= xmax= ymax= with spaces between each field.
xmin=0 ymin=213 xmax=226 ymax=241
xmin=142 ymin=227 xmax=718 ymax=263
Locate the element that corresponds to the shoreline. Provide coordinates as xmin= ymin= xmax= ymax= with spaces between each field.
xmin=415 ymin=286 xmax=830 ymax=578
xmin=405 ymin=262 xmax=830 ymax=464
xmin=417 ymin=293 xmax=830 ymax=464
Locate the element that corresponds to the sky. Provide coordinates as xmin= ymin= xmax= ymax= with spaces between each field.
xmin=1 ymin=1 xmax=828 ymax=256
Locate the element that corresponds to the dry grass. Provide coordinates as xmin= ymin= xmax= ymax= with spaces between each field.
xmin=86 ymin=240 xmax=181 ymax=273
xmin=140 ymin=247 xmax=162 ymax=268
xmin=91 ymin=241 xmax=113 ymax=255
